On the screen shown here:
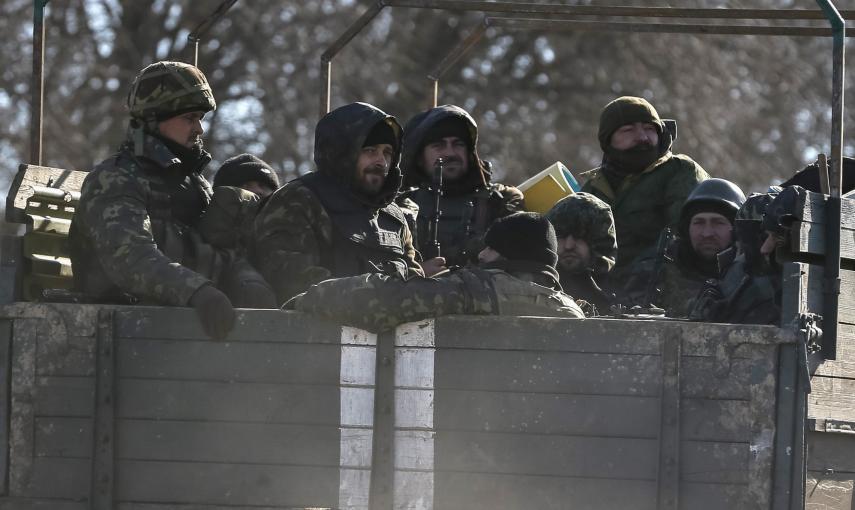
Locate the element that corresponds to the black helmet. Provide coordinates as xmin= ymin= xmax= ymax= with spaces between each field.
xmin=681 ymin=178 xmax=747 ymax=225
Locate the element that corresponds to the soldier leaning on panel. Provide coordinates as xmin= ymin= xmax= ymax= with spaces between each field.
xmin=252 ymin=102 xmax=424 ymax=305
xmin=284 ymin=212 xmax=584 ymax=332
xmin=580 ymin=96 xmax=709 ymax=273
xmin=688 ymin=190 xmax=782 ymax=325
xmin=620 ymin=178 xmax=746 ymax=317
xmin=69 ymin=61 xmax=277 ymax=340
xmin=397 ymin=105 xmax=525 ymax=276
xmin=544 ymin=193 xmax=618 ymax=315
xmin=197 ymin=154 xmax=281 ymax=254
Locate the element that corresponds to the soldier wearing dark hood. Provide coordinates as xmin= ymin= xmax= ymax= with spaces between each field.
xmin=285 ymin=212 xmax=584 ymax=332
xmin=69 ymin=61 xmax=276 ymax=340
xmin=398 ymin=105 xmax=524 ymax=274
xmin=252 ymin=102 xmax=423 ymax=304
xmin=581 ymin=96 xmax=709 ymax=271
xmin=688 ymin=190 xmax=781 ymax=325
xmin=621 ymin=178 xmax=746 ymax=317
xmin=545 ymin=193 xmax=617 ymax=314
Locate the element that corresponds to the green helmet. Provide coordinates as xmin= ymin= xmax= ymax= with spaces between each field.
xmin=126 ymin=61 xmax=216 ymax=121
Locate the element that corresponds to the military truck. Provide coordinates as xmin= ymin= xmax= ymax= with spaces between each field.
xmin=0 ymin=2 xmax=852 ymax=509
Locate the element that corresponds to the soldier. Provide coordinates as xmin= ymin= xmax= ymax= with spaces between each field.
xmin=198 ymin=154 xmax=280 ymax=252
xmin=253 ymin=102 xmax=423 ymax=304
xmin=581 ymin=96 xmax=709 ymax=270
xmin=544 ymin=192 xmax=617 ymax=314
xmin=621 ymin=178 xmax=745 ymax=317
xmin=285 ymin=212 xmax=584 ymax=332
xmin=688 ymin=191 xmax=781 ymax=325
xmin=398 ymin=105 xmax=524 ymax=275
xmin=69 ymin=61 xmax=275 ymax=340
xmin=213 ymin=153 xmax=280 ymax=198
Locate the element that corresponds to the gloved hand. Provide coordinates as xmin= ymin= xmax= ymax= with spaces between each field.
xmin=188 ymin=284 xmax=236 ymax=340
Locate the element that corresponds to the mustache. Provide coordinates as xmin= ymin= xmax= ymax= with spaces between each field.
xmin=365 ymin=164 xmax=388 ymax=176
xmin=437 ymin=155 xmax=464 ymax=165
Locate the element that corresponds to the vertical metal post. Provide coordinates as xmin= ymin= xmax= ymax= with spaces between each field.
xmin=815 ymin=0 xmax=845 ymax=360
xmin=368 ymin=331 xmax=396 ymax=510
xmin=193 ymin=39 xmax=199 ymax=67
xmin=29 ymin=0 xmax=49 ymax=166
xmin=320 ymin=58 xmax=332 ymax=117
xmin=431 ymin=79 xmax=439 ymax=108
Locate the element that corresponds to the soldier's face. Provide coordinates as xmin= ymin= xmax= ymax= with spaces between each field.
xmin=689 ymin=212 xmax=733 ymax=260
xmin=422 ymin=136 xmax=469 ymax=182
xmin=557 ymin=234 xmax=592 ymax=272
xmin=355 ymin=143 xmax=393 ymax=195
xmin=609 ymin=122 xmax=659 ymax=151
xmin=241 ymin=180 xmax=275 ymax=198
xmin=158 ymin=111 xmax=205 ymax=148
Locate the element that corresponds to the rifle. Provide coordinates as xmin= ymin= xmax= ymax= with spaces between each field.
xmin=642 ymin=227 xmax=674 ymax=307
xmin=425 ymin=158 xmax=444 ymax=259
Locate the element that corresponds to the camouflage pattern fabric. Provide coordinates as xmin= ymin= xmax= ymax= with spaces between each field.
xmin=688 ymin=255 xmax=780 ymax=325
xmin=581 ymin=152 xmax=709 ymax=268
xmin=127 ymin=61 xmax=216 ymax=122
xmin=252 ymin=102 xmax=422 ymax=304
xmin=619 ymin=237 xmax=721 ymax=318
xmin=198 ymin=185 xmax=263 ymax=252
xmin=545 ymin=192 xmax=617 ymax=276
xmin=287 ymin=266 xmax=584 ymax=332
xmin=69 ymin=134 xmax=224 ymax=306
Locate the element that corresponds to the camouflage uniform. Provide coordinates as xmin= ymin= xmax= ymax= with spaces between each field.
xmin=69 ymin=61 xmax=273 ymax=309
xmin=581 ymin=97 xmax=709 ymax=269
xmin=253 ymin=102 xmax=423 ymax=304
xmin=287 ymin=260 xmax=584 ymax=333
xmin=545 ymin=192 xmax=617 ymax=313
xmin=397 ymin=105 xmax=524 ymax=266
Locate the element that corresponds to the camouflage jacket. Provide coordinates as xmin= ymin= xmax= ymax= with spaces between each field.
xmin=688 ymin=255 xmax=780 ymax=325
xmin=287 ymin=263 xmax=584 ymax=332
xmin=69 ymin=133 xmax=226 ymax=306
xmin=253 ymin=103 xmax=423 ymax=304
xmin=197 ymin=185 xmax=264 ymax=253
xmin=581 ymin=152 xmax=709 ymax=268
xmin=619 ymin=237 xmax=722 ymax=318
xmin=398 ymin=182 xmax=524 ymax=264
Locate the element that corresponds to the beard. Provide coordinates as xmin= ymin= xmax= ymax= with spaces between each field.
xmin=604 ymin=142 xmax=660 ymax=175
xmin=355 ymin=165 xmax=388 ymax=195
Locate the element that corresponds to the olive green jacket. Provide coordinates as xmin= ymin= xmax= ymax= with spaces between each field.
xmin=581 ymin=152 xmax=709 ymax=268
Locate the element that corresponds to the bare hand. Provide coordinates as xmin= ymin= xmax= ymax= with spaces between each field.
xmin=420 ymin=257 xmax=448 ymax=277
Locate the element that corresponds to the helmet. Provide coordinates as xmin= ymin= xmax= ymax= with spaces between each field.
xmin=127 ymin=61 xmax=216 ymax=121
xmin=680 ymin=178 xmax=747 ymax=224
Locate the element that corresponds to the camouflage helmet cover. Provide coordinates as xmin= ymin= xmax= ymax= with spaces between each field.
xmin=545 ymin=192 xmax=618 ymax=275
xmin=127 ymin=61 xmax=216 ymax=121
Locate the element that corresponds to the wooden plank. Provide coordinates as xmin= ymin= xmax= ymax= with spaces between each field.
xmin=36 ymin=335 xmax=95 ymax=378
xmin=114 ymin=308 xmax=342 ymax=343
xmin=433 ymin=316 xmax=786 ymax=356
xmin=0 ymin=321 xmax=11 ymax=495
xmin=781 ymin=263 xmax=855 ymax=329
xmin=434 ymin=431 xmax=747 ymax=484
xmin=9 ymin=319 xmax=39 ymax=497
xmin=116 ymin=379 xmax=341 ymax=425
xmin=813 ymin=354 xmax=855 ymax=378
xmin=807 ymin=431 xmax=855 ymax=473
xmin=809 ymin=376 xmax=855 ymax=423
xmin=116 ymin=420 xmax=340 ymax=467
xmin=793 ymin=219 xmax=855 ymax=261
xmin=435 ymin=390 xmax=751 ymax=442
xmin=34 ymin=417 xmax=92 ymax=458
xmin=117 ymin=505 xmax=300 ymax=510
xmin=746 ymin=346 xmax=780 ymax=509
xmin=115 ymin=460 xmax=339 ymax=508
xmin=116 ymin=339 xmax=342 ymax=384
xmin=805 ymin=472 xmax=854 ymax=510
xmin=434 ymin=471 xmax=657 ymax=510
xmin=679 ymin=483 xmax=750 ymax=510
xmin=91 ymin=309 xmax=116 ymax=510
xmin=34 ymin=376 xmax=94 ymax=417
xmin=434 ymin=350 xmax=753 ymax=399
xmin=0 ymin=498 xmax=88 ymax=509
xmin=19 ymin=457 xmax=89 ymax=501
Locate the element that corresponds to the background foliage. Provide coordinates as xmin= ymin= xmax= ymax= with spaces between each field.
xmin=1 ymin=0 xmax=853 ymax=210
